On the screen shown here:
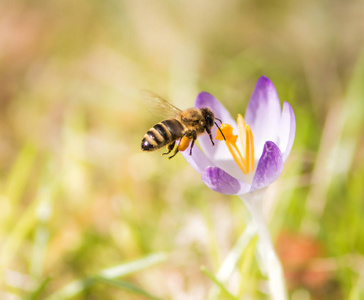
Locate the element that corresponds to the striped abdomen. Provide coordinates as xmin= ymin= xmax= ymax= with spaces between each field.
xmin=141 ymin=119 xmax=184 ymax=151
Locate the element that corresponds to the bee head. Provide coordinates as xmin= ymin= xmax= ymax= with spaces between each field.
xmin=201 ymin=107 xmax=215 ymax=129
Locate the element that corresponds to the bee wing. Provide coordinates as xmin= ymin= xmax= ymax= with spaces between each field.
xmin=141 ymin=90 xmax=182 ymax=118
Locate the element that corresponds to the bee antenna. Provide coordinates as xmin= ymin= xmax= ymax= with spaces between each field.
xmin=215 ymin=117 xmax=223 ymax=124
xmin=215 ymin=121 xmax=226 ymax=140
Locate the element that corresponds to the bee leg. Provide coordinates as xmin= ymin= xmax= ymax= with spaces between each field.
xmin=185 ymin=130 xmax=197 ymax=155
xmin=206 ymin=127 xmax=215 ymax=146
xmin=189 ymin=139 xmax=196 ymax=155
xmin=162 ymin=141 xmax=176 ymax=156
xmin=168 ymin=145 xmax=179 ymax=159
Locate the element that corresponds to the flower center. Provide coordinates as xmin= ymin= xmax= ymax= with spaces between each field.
xmin=215 ymin=114 xmax=255 ymax=175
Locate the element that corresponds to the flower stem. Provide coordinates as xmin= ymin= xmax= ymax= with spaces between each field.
xmin=240 ymin=191 xmax=287 ymax=300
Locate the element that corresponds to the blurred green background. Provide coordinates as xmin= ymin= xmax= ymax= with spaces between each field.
xmin=1 ymin=0 xmax=364 ymax=299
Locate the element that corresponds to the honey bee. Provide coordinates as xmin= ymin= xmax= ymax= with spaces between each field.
xmin=141 ymin=92 xmax=224 ymax=159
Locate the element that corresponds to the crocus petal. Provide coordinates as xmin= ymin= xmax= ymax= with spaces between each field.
xmin=202 ymin=166 xmax=251 ymax=195
xmin=245 ymin=77 xmax=282 ymax=160
xmin=181 ymin=142 xmax=213 ymax=173
xmin=194 ymin=92 xmax=238 ymax=161
xmin=251 ymin=141 xmax=283 ymax=191
xmin=278 ymin=102 xmax=296 ymax=161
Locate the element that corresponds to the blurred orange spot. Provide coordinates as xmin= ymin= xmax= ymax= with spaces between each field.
xmin=276 ymin=231 xmax=335 ymax=296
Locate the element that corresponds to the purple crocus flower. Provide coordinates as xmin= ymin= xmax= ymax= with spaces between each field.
xmin=181 ymin=76 xmax=295 ymax=196
xmin=180 ymin=76 xmax=294 ymax=299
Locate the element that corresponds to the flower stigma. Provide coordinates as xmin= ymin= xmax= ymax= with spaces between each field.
xmin=215 ymin=114 xmax=255 ymax=175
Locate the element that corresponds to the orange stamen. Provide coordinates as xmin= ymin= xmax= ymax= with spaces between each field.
xmin=216 ymin=116 xmax=255 ymax=175
xmin=237 ymin=114 xmax=249 ymax=172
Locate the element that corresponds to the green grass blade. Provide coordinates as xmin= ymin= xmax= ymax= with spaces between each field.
xmin=201 ymin=266 xmax=237 ymax=300
xmin=4 ymin=144 xmax=37 ymax=209
xmin=26 ymin=277 xmax=52 ymax=300
xmin=208 ymin=223 xmax=256 ymax=300
xmin=348 ymin=267 xmax=364 ymax=300
xmin=46 ymin=252 xmax=167 ymax=300
xmin=1 ymin=194 xmax=42 ymax=268
xmin=94 ymin=277 xmax=163 ymax=300
xmin=97 ymin=252 xmax=167 ymax=279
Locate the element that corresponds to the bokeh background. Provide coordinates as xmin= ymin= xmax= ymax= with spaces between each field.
xmin=1 ymin=0 xmax=364 ymax=299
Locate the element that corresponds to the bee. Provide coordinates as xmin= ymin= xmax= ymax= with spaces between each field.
xmin=141 ymin=92 xmax=224 ymax=159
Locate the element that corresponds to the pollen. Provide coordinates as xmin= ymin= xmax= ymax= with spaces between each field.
xmin=215 ymin=115 xmax=255 ymax=175
xmin=216 ymin=123 xmax=237 ymax=143
xmin=178 ymin=136 xmax=191 ymax=152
